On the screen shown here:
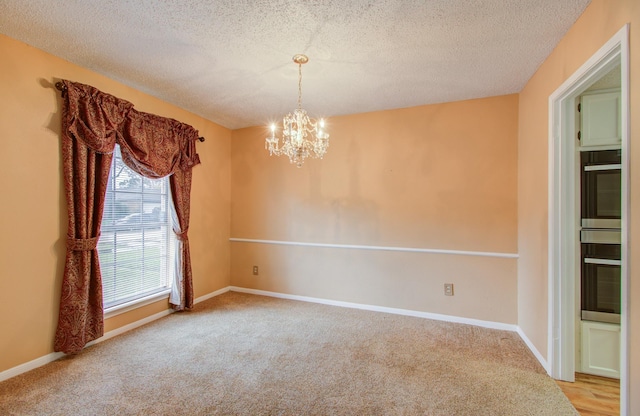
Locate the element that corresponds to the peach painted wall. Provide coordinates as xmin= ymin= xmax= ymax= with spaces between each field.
xmin=0 ymin=35 xmax=231 ymax=374
xmin=517 ymin=0 xmax=639 ymax=411
xmin=231 ymin=95 xmax=518 ymax=323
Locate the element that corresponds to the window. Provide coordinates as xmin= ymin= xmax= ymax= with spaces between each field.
xmin=98 ymin=145 xmax=174 ymax=310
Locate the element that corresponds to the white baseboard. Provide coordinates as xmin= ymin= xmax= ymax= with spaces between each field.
xmin=87 ymin=309 xmax=174 ymax=348
xmin=89 ymin=286 xmax=230 ymax=348
xmin=0 ymin=352 xmax=66 ymax=382
xmin=229 ymin=287 xmax=550 ymax=371
xmin=0 ymin=286 xmax=231 ymax=383
xmin=195 ymin=286 xmax=230 ymax=304
xmin=229 ymin=286 xmax=519 ymax=332
xmin=516 ymin=326 xmax=550 ymax=373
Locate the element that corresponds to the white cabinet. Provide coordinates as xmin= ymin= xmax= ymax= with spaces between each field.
xmin=581 ymin=320 xmax=620 ymax=379
xmin=580 ymin=90 xmax=621 ymax=147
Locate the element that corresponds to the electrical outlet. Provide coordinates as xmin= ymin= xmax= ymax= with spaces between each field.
xmin=252 ymin=266 xmax=259 ymax=275
xmin=444 ymin=283 xmax=454 ymax=296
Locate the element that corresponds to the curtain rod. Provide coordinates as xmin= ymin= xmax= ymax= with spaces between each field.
xmin=55 ymin=81 xmax=206 ymax=142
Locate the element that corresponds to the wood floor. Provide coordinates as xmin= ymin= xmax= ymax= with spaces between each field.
xmin=557 ymin=373 xmax=620 ymax=416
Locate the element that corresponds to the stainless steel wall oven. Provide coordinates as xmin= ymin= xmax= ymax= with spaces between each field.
xmin=581 ymin=149 xmax=621 ymax=228
xmin=580 ymin=231 xmax=621 ymax=324
xmin=580 ymin=149 xmax=621 ymax=324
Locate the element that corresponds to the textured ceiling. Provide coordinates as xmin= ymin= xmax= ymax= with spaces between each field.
xmin=1 ymin=0 xmax=590 ymax=129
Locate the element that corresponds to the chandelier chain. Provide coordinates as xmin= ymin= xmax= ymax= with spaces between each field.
xmin=297 ymin=63 xmax=302 ymax=110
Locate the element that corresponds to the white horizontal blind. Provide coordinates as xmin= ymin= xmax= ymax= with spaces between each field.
xmin=98 ymin=146 xmax=174 ymax=310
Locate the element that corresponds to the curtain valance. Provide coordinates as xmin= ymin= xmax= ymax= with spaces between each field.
xmin=62 ymin=80 xmax=201 ymax=178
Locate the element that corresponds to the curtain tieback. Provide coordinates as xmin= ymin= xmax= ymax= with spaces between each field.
xmin=174 ymin=230 xmax=189 ymax=242
xmin=67 ymin=235 xmax=100 ymax=251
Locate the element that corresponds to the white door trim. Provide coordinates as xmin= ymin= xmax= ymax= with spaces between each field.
xmin=548 ymin=24 xmax=629 ymax=415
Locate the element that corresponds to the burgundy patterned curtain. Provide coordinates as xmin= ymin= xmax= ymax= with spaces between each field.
xmin=54 ymin=80 xmax=201 ymax=354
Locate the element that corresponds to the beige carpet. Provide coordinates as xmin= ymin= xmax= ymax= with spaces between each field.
xmin=0 ymin=292 xmax=577 ymax=415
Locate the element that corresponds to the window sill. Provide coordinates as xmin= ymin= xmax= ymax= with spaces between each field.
xmin=104 ymin=290 xmax=171 ymax=319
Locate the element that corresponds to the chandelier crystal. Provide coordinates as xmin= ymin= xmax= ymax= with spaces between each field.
xmin=266 ymin=54 xmax=329 ymax=168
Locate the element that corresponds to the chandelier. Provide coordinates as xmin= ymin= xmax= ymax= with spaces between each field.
xmin=265 ymin=54 xmax=329 ymax=167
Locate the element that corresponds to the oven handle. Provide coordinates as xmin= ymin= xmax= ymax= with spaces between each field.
xmin=584 ymin=163 xmax=621 ymax=171
xmin=580 ymin=229 xmax=621 ymax=244
xmin=581 ymin=218 xmax=621 ymax=229
xmin=584 ymin=258 xmax=622 ymax=266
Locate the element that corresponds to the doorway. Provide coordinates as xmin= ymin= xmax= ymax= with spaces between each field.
xmin=548 ymin=24 xmax=629 ymax=414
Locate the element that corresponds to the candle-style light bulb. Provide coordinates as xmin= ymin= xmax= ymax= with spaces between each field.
xmin=318 ymin=119 xmax=325 ymax=138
